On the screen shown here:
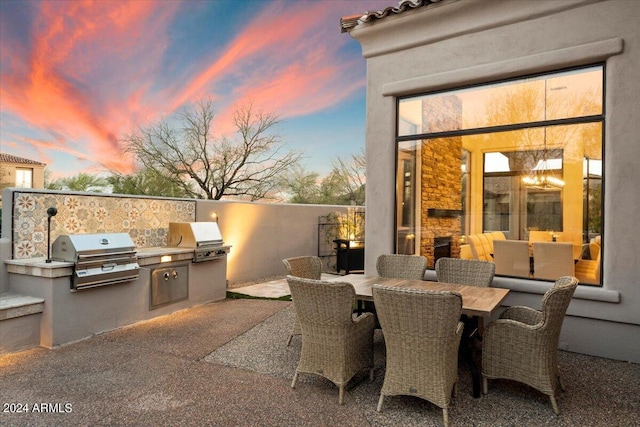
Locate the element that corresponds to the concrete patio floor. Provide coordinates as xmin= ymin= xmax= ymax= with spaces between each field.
xmin=1 ymin=292 xmax=638 ymax=426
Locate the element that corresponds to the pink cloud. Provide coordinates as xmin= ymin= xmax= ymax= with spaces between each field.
xmin=169 ymin=1 xmax=343 ymax=110
xmin=1 ymin=1 xmax=180 ymax=173
xmin=1 ymin=0 xmax=390 ymax=176
xmin=172 ymin=1 xmax=370 ymax=136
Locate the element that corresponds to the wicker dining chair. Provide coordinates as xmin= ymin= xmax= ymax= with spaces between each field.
xmin=435 ymin=257 xmax=495 ymax=287
xmin=287 ymin=275 xmax=375 ymax=405
xmin=373 ymin=284 xmax=464 ymax=427
xmin=282 ymin=256 xmax=323 ymax=346
xmin=482 ymin=276 xmax=579 ymax=415
xmin=436 ymin=256 xmax=496 ymax=396
xmin=376 ymin=254 xmax=427 ymax=280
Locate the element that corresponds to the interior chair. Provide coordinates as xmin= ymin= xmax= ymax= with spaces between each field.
xmin=533 ymin=242 xmax=575 ymax=281
xmin=467 ymin=234 xmax=490 ymax=261
xmin=478 ymin=234 xmax=494 ymax=259
xmin=287 ymin=276 xmax=375 ymax=405
xmin=529 ymin=230 xmax=553 ymax=242
xmin=493 ymin=240 xmax=531 ymax=277
xmin=575 ymin=250 xmax=601 ymax=285
xmin=490 ymin=231 xmax=506 ymax=241
xmin=459 ymin=244 xmax=474 ymax=259
xmin=283 ymin=256 xmax=323 ymax=346
xmin=376 ymin=254 xmax=427 ymax=280
xmin=373 ymin=284 xmax=464 ymax=427
xmin=589 ymin=240 xmax=601 ymax=261
xmin=483 ymin=232 xmax=496 ymax=254
xmin=482 ymin=276 xmax=579 ymax=415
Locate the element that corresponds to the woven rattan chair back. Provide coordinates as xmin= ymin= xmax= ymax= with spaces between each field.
xmin=540 ymin=276 xmax=579 ymax=338
xmin=435 ymin=257 xmax=495 ymax=287
xmin=282 ymin=256 xmax=323 ymax=346
xmin=376 ymin=254 xmax=427 ymax=280
xmin=482 ymin=276 xmax=578 ymax=415
xmin=282 ymin=256 xmax=322 ymax=280
xmin=373 ymin=284 xmax=464 ymax=427
xmin=287 ymin=276 xmax=355 ymax=326
xmin=287 ymin=275 xmax=375 ymax=405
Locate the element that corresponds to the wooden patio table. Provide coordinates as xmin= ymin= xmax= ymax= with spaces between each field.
xmin=334 ymin=274 xmax=510 ymax=398
xmin=335 ymin=274 xmax=509 ymax=321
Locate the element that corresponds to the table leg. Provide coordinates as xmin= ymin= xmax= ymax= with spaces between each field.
xmin=460 ymin=316 xmax=483 ymax=398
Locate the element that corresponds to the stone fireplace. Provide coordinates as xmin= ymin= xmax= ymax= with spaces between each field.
xmin=419 ymin=95 xmax=463 ymax=268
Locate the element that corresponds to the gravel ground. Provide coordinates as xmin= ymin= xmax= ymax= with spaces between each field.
xmin=206 ymin=305 xmax=640 ymax=427
xmin=2 ymin=298 xmax=637 ymax=427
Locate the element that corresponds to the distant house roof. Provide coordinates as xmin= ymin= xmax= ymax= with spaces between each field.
xmin=341 ymin=0 xmax=441 ymax=33
xmin=0 ymin=152 xmax=46 ymax=166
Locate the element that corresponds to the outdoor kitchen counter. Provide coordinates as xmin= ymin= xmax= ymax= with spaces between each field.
xmin=135 ymin=246 xmax=195 ymax=267
xmin=4 ymin=246 xmax=229 ymax=349
xmin=5 ymin=258 xmax=74 ymax=278
xmin=4 ymin=247 xmax=196 ymax=276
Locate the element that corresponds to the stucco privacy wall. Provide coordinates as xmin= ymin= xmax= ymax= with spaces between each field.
xmin=195 ymin=200 xmax=352 ymax=284
xmin=349 ymin=0 xmax=639 ymax=362
xmin=1 ymin=188 xmax=357 ymax=289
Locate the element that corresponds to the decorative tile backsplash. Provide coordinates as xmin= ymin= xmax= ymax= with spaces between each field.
xmin=12 ymin=192 xmax=196 ymax=259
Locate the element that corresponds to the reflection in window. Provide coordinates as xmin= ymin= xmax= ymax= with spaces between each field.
xmin=395 ymin=65 xmax=603 ymax=285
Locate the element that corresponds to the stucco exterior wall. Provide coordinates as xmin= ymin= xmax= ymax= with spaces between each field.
xmin=195 ymin=200 xmax=353 ymax=284
xmin=1 ymin=188 xmax=357 ymax=288
xmin=348 ymin=0 xmax=639 ymax=362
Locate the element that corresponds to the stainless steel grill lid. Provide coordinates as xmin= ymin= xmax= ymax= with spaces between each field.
xmin=167 ymin=222 xmax=228 ymax=262
xmin=167 ymin=222 xmax=223 ymax=247
xmin=52 ymin=233 xmax=139 ymax=290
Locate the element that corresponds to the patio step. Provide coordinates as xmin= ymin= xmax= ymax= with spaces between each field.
xmin=0 ymin=292 xmax=45 ymax=354
xmin=0 ymin=293 xmax=44 ymax=320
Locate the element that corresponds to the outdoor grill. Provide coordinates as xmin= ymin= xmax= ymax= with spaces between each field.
xmin=51 ymin=233 xmax=139 ymax=291
xmin=167 ymin=222 xmax=229 ymax=263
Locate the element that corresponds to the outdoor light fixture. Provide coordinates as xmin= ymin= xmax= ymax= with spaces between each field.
xmin=46 ymin=207 xmax=58 ymax=263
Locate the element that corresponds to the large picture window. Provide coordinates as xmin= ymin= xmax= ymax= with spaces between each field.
xmin=395 ymin=65 xmax=603 ymax=285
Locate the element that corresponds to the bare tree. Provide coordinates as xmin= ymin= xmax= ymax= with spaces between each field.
xmin=278 ymin=164 xmax=321 ymax=204
xmin=326 ymin=150 xmax=366 ymax=205
xmin=121 ymin=100 xmax=302 ymax=200
xmin=280 ymin=150 xmax=366 ymax=205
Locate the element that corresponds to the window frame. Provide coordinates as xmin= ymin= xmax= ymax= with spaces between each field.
xmin=393 ymin=63 xmax=605 ymax=285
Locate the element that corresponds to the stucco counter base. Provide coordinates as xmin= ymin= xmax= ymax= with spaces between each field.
xmin=3 ymin=247 xmax=228 ymax=349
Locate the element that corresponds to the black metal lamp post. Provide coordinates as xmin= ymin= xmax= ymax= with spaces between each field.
xmin=46 ymin=207 xmax=57 ymax=263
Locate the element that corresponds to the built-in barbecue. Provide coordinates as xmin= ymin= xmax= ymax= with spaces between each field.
xmin=51 ymin=233 xmax=139 ymax=291
xmin=167 ymin=222 xmax=230 ymax=263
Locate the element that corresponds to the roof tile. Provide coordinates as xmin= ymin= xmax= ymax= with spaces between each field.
xmin=341 ymin=0 xmax=441 ymax=32
xmin=0 ymin=152 xmax=46 ymax=166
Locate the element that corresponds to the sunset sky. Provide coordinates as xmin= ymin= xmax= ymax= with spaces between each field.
xmin=0 ymin=0 xmax=393 ymax=179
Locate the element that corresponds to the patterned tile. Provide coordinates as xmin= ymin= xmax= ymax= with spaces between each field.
xmin=11 ymin=192 xmax=196 ymax=259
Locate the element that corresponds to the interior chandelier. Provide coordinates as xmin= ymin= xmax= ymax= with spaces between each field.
xmin=522 ymin=80 xmax=565 ymax=190
xmin=522 ymin=148 xmax=565 ymax=190
xmin=522 ymin=167 xmax=565 ymax=189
